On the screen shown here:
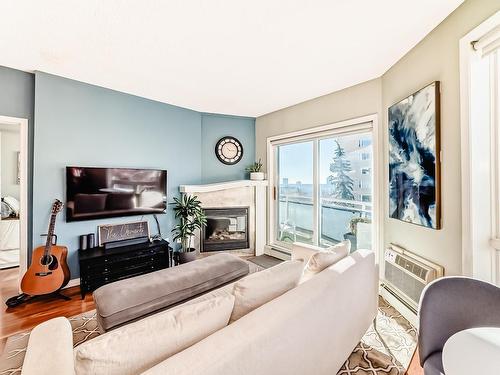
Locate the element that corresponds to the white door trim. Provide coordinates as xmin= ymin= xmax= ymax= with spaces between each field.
xmin=0 ymin=115 xmax=29 ymax=287
xmin=460 ymin=11 xmax=500 ymax=284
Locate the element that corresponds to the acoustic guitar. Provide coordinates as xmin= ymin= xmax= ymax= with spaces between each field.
xmin=21 ymin=199 xmax=70 ymax=296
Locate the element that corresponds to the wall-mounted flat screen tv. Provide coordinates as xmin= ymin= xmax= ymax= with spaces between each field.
xmin=66 ymin=166 xmax=167 ymax=222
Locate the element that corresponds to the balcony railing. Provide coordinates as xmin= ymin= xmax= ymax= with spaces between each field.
xmin=278 ymin=194 xmax=372 ymax=248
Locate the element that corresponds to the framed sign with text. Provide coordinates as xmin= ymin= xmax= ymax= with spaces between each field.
xmin=98 ymin=220 xmax=150 ymax=246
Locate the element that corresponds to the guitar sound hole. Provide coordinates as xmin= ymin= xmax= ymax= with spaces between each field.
xmin=40 ymin=255 xmax=59 ymax=270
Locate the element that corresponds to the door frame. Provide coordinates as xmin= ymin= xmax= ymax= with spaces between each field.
xmin=460 ymin=11 xmax=500 ymax=285
xmin=265 ymin=114 xmax=381 ymax=262
xmin=0 ymin=115 xmax=29 ymax=284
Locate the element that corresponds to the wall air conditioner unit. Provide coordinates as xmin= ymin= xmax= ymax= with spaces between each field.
xmin=382 ymin=244 xmax=444 ymax=315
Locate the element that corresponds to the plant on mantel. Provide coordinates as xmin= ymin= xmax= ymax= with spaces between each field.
xmin=246 ymin=158 xmax=265 ymax=180
xmin=171 ymin=194 xmax=207 ymax=253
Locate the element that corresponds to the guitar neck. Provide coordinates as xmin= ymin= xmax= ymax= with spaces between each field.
xmin=44 ymin=213 xmax=57 ymax=256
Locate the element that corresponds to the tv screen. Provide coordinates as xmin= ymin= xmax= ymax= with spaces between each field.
xmin=66 ymin=166 xmax=167 ymax=222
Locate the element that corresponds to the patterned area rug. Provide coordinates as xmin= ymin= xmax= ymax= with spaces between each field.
xmin=0 ymin=297 xmax=416 ymax=374
xmin=338 ymin=297 xmax=417 ymax=374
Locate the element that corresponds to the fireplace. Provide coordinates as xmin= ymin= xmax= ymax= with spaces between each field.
xmin=202 ymin=207 xmax=249 ymax=252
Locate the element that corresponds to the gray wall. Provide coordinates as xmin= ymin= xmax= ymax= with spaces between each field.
xmin=256 ymin=78 xmax=382 ymax=169
xmin=381 ymin=0 xmax=500 ymax=275
xmin=255 ymin=0 xmax=500 ymax=276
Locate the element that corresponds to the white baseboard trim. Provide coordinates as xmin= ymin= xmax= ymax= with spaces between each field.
xmin=64 ymin=278 xmax=80 ymax=289
xmin=263 ymin=245 xmax=291 ymax=260
xmin=380 ymin=286 xmax=418 ymax=328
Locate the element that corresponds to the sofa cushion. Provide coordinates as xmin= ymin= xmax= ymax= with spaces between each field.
xmin=74 ymin=295 xmax=235 ymax=375
xmin=230 ymin=259 xmax=304 ymax=322
xmin=142 ymin=250 xmax=378 ymax=375
xmin=301 ymin=240 xmax=350 ymax=282
xmin=93 ymin=253 xmax=250 ymax=331
xmin=22 ymin=317 xmax=74 ymax=375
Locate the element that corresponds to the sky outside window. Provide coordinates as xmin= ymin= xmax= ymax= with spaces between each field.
xmin=278 ymin=134 xmax=372 ymax=186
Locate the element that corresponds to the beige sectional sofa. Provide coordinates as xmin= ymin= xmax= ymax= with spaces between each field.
xmin=21 ymin=245 xmax=378 ymax=375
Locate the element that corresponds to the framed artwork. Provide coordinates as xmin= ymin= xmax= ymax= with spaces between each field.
xmin=388 ymin=81 xmax=441 ymax=229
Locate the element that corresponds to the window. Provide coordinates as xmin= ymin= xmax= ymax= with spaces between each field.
xmin=359 ymin=179 xmax=371 ymax=189
xmin=358 ymin=139 xmax=372 ymax=148
xmin=277 ymin=142 xmax=314 ymax=244
xmin=269 ymin=120 xmax=376 ymax=253
xmin=319 ymin=133 xmax=373 ymax=248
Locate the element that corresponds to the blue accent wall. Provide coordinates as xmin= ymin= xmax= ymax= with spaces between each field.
xmin=0 ymin=66 xmax=35 ymax=253
xmin=0 ymin=66 xmax=34 ymax=121
xmin=201 ymin=113 xmax=255 ymax=183
xmin=33 ymin=71 xmax=255 ymax=278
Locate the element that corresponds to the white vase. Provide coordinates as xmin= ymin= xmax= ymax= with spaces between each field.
xmin=250 ymin=172 xmax=265 ymax=180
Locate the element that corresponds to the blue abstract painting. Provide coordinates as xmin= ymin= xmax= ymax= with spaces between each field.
xmin=388 ymin=82 xmax=441 ymax=229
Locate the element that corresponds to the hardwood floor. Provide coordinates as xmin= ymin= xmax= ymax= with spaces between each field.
xmin=0 ymin=267 xmax=94 ymax=341
xmin=407 ymin=348 xmax=424 ymax=375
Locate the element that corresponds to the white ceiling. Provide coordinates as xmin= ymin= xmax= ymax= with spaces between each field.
xmin=0 ymin=0 xmax=463 ymax=117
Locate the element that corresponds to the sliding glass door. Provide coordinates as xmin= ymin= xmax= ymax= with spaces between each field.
xmin=272 ymin=126 xmax=374 ymax=253
xmin=277 ymin=141 xmax=314 ymax=244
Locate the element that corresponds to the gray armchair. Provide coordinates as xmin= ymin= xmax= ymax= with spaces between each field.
xmin=418 ymin=277 xmax=500 ymax=375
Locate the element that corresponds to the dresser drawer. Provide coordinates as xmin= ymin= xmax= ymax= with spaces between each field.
xmin=84 ymin=248 xmax=165 ymax=266
xmin=78 ymin=241 xmax=171 ymax=298
xmin=82 ymin=262 xmax=166 ymax=290
xmin=82 ymin=252 xmax=166 ymax=278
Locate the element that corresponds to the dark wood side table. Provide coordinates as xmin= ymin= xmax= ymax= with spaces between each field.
xmin=78 ymin=239 xmax=171 ymax=299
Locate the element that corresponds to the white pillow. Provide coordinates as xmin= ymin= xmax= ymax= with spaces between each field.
xmin=230 ymin=259 xmax=304 ymax=322
xmin=74 ymin=295 xmax=235 ymax=375
xmin=301 ymin=240 xmax=350 ymax=282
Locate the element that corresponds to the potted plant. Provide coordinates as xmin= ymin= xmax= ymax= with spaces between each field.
xmin=246 ymin=159 xmax=264 ymax=180
xmin=171 ymin=194 xmax=207 ymax=264
xmin=343 ymin=217 xmax=371 ymax=252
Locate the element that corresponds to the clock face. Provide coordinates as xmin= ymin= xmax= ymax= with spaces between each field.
xmin=215 ymin=137 xmax=243 ymax=165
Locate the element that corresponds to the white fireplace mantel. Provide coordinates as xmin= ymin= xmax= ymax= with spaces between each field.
xmin=179 ymin=179 xmax=268 ymax=256
xmin=180 ymin=179 xmax=268 ymax=194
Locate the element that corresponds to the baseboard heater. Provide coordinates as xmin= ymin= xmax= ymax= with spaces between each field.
xmin=382 ymin=244 xmax=444 ymax=313
xmin=381 ymin=282 xmax=418 ymax=314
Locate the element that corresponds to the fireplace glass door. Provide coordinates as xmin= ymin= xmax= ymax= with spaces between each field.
xmin=202 ymin=207 xmax=249 ymax=252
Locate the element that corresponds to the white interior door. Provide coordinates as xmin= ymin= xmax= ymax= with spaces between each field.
xmin=460 ymin=12 xmax=500 ymax=286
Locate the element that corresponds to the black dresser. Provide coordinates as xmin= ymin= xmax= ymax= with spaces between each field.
xmin=78 ymin=239 xmax=171 ymax=299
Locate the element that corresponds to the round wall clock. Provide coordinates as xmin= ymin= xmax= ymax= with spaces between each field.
xmin=215 ymin=136 xmax=244 ymax=165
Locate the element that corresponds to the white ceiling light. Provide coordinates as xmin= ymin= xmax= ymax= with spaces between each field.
xmin=0 ymin=0 xmax=463 ymax=117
